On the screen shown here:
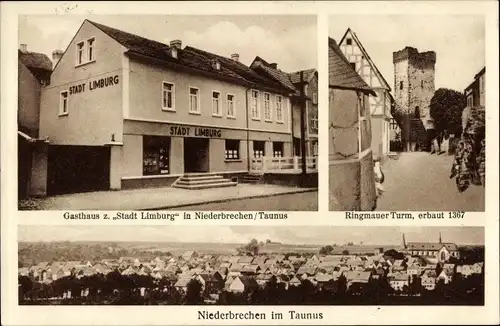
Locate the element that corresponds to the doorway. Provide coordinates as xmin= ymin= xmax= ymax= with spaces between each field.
xmin=184 ymin=138 xmax=209 ymax=173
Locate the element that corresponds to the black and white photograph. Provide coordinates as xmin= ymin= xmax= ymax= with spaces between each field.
xmin=18 ymin=225 xmax=484 ymax=306
xmin=328 ymin=15 xmax=486 ymax=211
xmin=17 ymin=15 xmax=318 ymax=211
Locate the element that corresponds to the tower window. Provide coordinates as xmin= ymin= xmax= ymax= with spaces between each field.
xmin=400 ymin=81 xmax=403 ymax=90
xmin=421 ymin=80 xmax=424 ymax=88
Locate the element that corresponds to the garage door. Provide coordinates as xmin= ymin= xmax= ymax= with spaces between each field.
xmin=47 ymin=145 xmax=110 ymax=195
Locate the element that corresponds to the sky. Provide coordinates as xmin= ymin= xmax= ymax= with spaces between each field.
xmin=18 ymin=15 xmax=317 ymax=73
xmin=329 ymin=14 xmax=485 ymax=92
xmin=18 ymin=226 xmax=484 ymax=246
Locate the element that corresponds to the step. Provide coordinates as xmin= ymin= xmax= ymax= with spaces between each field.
xmin=178 ymin=175 xmax=224 ymax=182
xmin=183 ymin=172 xmax=224 ymax=178
xmin=176 ymin=178 xmax=232 ymax=186
xmin=173 ymin=181 xmax=238 ymax=190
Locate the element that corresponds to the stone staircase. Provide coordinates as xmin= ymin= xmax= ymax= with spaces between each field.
xmin=410 ymin=118 xmax=429 ymax=151
xmin=172 ymin=172 xmax=237 ymax=190
xmin=239 ymin=173 xmax=263 ymax=184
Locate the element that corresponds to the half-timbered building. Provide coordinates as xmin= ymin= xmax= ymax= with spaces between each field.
xmin=338 ymin=28 xmax=394 ymax=159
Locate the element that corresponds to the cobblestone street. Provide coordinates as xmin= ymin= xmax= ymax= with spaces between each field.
xmin=376 ymin=152 xmax=485 ymax=211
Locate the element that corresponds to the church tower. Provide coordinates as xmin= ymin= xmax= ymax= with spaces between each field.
xmin=393 ymin=47 xmax=436 ymax=151
xmin=439 ymin=232 xmax=442 ymax=244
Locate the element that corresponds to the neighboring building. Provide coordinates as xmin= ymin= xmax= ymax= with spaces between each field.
xmin=462 ymin=67 xmax=486 ymax=132
xmin=328 ymin=37 xmax=377 ymax=211
xmin=287 ymin=69 xmax=319 ymax=157
xmin=18 ymin=44 xmax=53 ymax=198
xmin=388 ymin=273 xmax=409 ymax=292
xmin=34 ymin=20 xmax=308 ymax=196
xmin=421 ymin=270 xmax=437 ymax=290
xmin=393 ymin=46 xmax=436 ymax=151
xmin=402 ymin=233 xmax=460 ymax=263
xmin=228 ymin=276 xmax=259 ymax=293
xmin=338 ymin=28 xmax=394 ymax=158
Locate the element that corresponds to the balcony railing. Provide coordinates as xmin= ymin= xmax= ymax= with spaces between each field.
xmin=250 ymin=156 xmax=318 ymax=174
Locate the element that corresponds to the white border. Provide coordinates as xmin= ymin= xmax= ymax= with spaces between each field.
xmin=1 ymin=1 xmax=499 ymax=326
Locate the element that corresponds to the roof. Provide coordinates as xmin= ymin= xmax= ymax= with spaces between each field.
xmin=236 ymin=276 xmax=259 ymax=288
xmin=175 ymin=278 xmax=192 ymax=287
xmin=390 ymin=273 xmax=409 ymax=282
xmin=345 ymin=271 xmax=371 ymax=282
xmin=406 ymin=242 xmax=458 ymax=251
xmin=288 ymin=68 xmax=317 ymax=84
xmin=18 ymin=49 xmax=52 ymax=83
xmin=250 ymin=57 xmax=298 ymax=92
xmin=328 ymin=38 xmax=375 ymax=96
xmin=339 ymin=28 xmax=392 ymax=91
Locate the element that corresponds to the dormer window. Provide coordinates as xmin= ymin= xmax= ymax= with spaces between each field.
xmin=171 ymin=47 xmax=178 ymax=59
xmin=212 ymin=60 xmax=221 ymax=71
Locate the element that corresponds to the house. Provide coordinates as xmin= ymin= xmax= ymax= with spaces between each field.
xmin=344 ymin=271 xmax=372 ymax=290
xmin=289 ymin=276 xmax=302 ymax=287
xmin=407 ymin=264 xmax=421 ymax=276
xmin=338 ymin=28 xmax=394 ymax=158
xmin=238 ymin=256 xmax=254 ymax=265
xmin=174 ymin=277 xmax=193 ymax=294
xmin=421 ymin=270 xmax=437 ymax=290
xmin=388 ymin=273 xmax=409 ymax=292
xmin=328 ymin=37 xmax=377 ymax=211
xmin=18 ymin=44 xmax=53 ymax=198
xmin=196 ymin=273 xmax=224 ymax=294
xmin=241 ymin=264 xmax=260 ymax=275
xmin=34 ymin=19 xmax=297 ymax=196
xmin=437 ymin=269 xmax=454 ymax=284
xmin=181 ymin=251 xmax=198 ymax=261
xmin=228 ymin=276 xmax=259 ymax=293
xmin=255 ymin=274 xmax=276 ymax=287
xmin=463 ymin=67 xmax=486 ymax=131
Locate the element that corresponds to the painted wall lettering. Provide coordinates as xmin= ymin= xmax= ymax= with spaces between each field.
xmin=168 ymin=125 xmax=222 ymax=138
xmin=67 ymin=75 xmax=120 ymax=95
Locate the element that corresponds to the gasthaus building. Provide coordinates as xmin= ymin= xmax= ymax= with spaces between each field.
xmin=35 ymin=20 xmax=302 ymax=195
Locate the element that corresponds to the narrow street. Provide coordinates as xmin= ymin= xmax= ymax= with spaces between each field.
xmin=376 ymin=152 xmax=485 ymax=211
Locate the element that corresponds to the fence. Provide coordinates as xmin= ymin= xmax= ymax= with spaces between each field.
xmin=250 ymin=156 xmax=318 ymax=174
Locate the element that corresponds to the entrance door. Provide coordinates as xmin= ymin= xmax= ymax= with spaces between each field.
xmin=184 ymin=138 xmax=209 ymax=173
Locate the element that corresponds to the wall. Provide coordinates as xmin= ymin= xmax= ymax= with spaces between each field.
xmin=247 ymin=89 xmax=291 ymax=135
xmin=408 ymin=56 xmax=435 ymax=129
xmin=359 ymin=151 xmax=376 ymax=211
xmin=39 ymin=21 xmax=125 ymax=145
xmin=329 ymin=89 xmax=359 ymax=160
xmin=393 ymin=59 xmax=409 ymax=114
xmin=18 ymin=62 xmax=42 ymax=137
xmin=128 ymin=60 xmax=248 ymax=130
xmin=329 ymin=161 xmax=360 ymax=211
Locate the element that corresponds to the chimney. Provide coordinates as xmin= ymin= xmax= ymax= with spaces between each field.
xmin=52 ymin=50 xmax=63 ymax=69
xmin=170 ymin=40 xmax=182 ymax=49
xmin=19 ymin=44 xmax=28 ymax=53
xmin=230 ymin=53 xmax=239 ymax=62
xmin=270 ymin=63 xmax=277 ymax=69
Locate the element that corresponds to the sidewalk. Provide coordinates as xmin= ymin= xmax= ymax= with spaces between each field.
xmin=21 ymin=184 xmax=317 ymax=210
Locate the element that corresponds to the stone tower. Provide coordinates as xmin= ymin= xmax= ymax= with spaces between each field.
xmin=393 ymin=47 xmax=436 ymax=151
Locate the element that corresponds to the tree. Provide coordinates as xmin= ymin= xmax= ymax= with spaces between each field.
xmin=237 ymin=239 xmax=260 ymax=256
xmin=266 ymin=239 xmax=271 ymax=244
xmin=185 ymin=279 xmax=203 ymax=304
xmin=319 ymin=245 xmax=333 ymax=255
xmin=384 ymin=249 xmax=405 ymax=260
xmin=430 ymin=88 xmax=466 ymax=135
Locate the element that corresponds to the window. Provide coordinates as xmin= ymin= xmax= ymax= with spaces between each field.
xmin=273 ymin=142 xmax=284 ymax=158
xmin=225 ymin=140 xmax=240 ymax=160
xmin=171 ymin=47 xmax=178 ymax=59
xmin=346 ymin=38 xmax=352 ymax=45
xmin=400 ymin=81 xmax=403 ymax=90
xmin=312 ymin=91 xmax=318 ymax=104
xmin=87 ymin=38 xmax=95 ymax=62
xmin=162 ymin=82 xmax=175 ymax=111
xmin=467 ymin=95 xmax=473 ymax=108
xmin=189 ymin=87 xmax=200 ymax=114
xmin=350 ymin=62 xmax=356 ymax=71
xmin=59 ymin=91 xmax=69 ymax=115
xmin=253 ymin=141 xmax=265 ymax=158
xmin=276 ymin=95 xmax=283 ymax=122
xmin=143 ymin=136 xmax=170 ymax=175
xmin=227 ymin=94 xmax=235 ymax=118
xmin=420 ymin=80 xmax=424 ymax=88
xmin=212 ymin=91 xmax=221 ymax=116
xmin=76 ymin=42 xmax=84 ymax=65
xmin=264 ymin=93 xmax=271 ymax=121
xmin=310 ymin=116 xmax=318 ymax=132
xmin=440 ymin=252 xmax=446 ymax=261
xmin=358 ymin=94 xmax=366 ymax=117
xmin=251 ymin=90 xmax=260 ymax=119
